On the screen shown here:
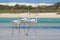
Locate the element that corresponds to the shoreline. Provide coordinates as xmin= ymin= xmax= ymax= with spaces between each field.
xmin=0 ymin=13 xmax=60 ymax=18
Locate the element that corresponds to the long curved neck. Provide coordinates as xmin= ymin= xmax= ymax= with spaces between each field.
xmin=35 ymin=14 xmax=38 ymax=22
xmin=18 ymin=18 xmax=20 ymax=24
xmin=35 ymin=18 xmax=37 ymax=22
xmin=18 ymin=18 xmax=20 ymax=21
xmin=27 ymin=13 xmax=30 ymax=20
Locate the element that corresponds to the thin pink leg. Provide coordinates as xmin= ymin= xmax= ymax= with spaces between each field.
xmin=26 ymin=24 xmax=31 ymax=36
xmin=12 ymin=26 xmax=14 ymax=37
xmin=18 ymin=24 xmax=20 ymax=34
xmin=34 ymin=29 xmax=37 ymax=35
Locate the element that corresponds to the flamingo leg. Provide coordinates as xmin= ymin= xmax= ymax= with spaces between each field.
xmin=12 ymin=25 xmax=14 ymax=37
xmin=26 ymin=24 xmax=31 ymax=36
xmin=34 ymin=28 xmax=37 ymax=35
xmin=17 ymin=24 xmax=21 ymax=37
xmin=18 ymin=29 xmax=20 ymax=34
xmin=33 ymin=24 xmax=37 ymax=35
xmin=18 ymin=24 xmax=20 ymax=34
xmin=24 ymin=23 xmax=26 ymax=34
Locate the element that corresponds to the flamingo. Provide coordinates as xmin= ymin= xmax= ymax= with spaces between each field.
xmin=20 ymin=18 xmax=29 ymax=33
xmin=26 ymin=14 xmax=38 ymax=36
xmin=20 ymin=18 xmax=28 ymax=23
xmin=11 ymin=12 xmax=38 ymax=36
xmin=11 ymin=18 xmax=21 ymax=36
xmin=12 ymin=20 xmax=19 ymax=24
xmin=11 ymin=18 xmax=29 ymax=36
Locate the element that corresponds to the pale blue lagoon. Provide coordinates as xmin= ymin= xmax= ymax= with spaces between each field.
xmin=0 ymin=18 xmax=60 ymax=38
xmin=0 ymin=18 xmax=60 ymax=28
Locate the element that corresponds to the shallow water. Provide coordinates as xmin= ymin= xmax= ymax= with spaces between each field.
xmin=0 ymin=18 xmax=60 ymax=23
xmin=0 ymin=18 xmax=60 ymax=38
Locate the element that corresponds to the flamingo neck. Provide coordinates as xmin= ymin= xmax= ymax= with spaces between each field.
xmin=35 ymin=18 xmax=37 ymax=22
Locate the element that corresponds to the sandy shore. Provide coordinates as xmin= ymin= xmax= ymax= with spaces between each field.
xmin=0 ymin=13 xmax=60 ymax=18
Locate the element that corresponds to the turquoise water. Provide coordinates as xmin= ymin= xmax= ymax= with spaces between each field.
xmin=0 ymin=18 xmax=60 ymax=37
xmin=0 ymin=18 xmax=60 ymax=29
xmin=0 ymin=18 xmax=60 ymax=23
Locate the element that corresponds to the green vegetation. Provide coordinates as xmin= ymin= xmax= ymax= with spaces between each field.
xmin=54 ymin=2 xmax=60 ymax=9
xmin=56 ymin=12 xmax=60 ymax=15
xmin=0 ymin=2 xmax=60 ymax=13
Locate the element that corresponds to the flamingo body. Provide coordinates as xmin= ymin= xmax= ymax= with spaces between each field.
xmin=12 ymin=20 xmax=19 ymax=24
xmin=21 ymin=18 xmax=28 ymax=23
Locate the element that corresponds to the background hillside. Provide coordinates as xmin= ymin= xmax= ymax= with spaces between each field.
xmin=0 ymin=2 xmax=60 ymax=13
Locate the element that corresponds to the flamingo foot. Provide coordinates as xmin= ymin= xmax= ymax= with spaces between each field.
xmin=26 ymin=34 xmax=28 ymax=36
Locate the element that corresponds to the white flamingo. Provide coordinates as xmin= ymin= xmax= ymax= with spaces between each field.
xmin=11 ymin=18 xmax=28 ymax=36
xmin=20 ymin=18 xmax=29 ymax=33
xmin=11 ymin=18 xmax=21 ymax=36
xmin=26 ymin=14 xmax=38 ymax=36
xmin=11 ymin=12 xmax=38 ymax=36
xmin=20 ymin=18 xmax=28 ymax=23
xmin=12 ymin=20 xmax=19 ymax=24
